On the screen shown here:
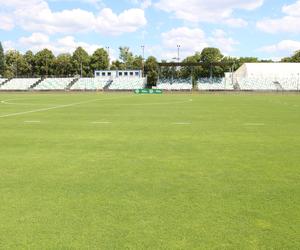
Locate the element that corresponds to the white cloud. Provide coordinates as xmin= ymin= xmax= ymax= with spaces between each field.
xmin=257 ymin=16 xmax=300 ymax=34
xmin=162 ymin=27 xmax=208 ymax=54
xmin=2 ymin=41 xmax=16 ymax=51
xmin=131 ymin=0 xmax=152 ymax=9
xmin=0 ymin=14 xmax=14 ymax=30
xmin=259 ymin=40 xmax=300 ymax=54
xmin=223 ymin=18 xmax=248 ymax=28
xmin=282 ymin=0 xmax=300 ymax=16
xmin=155 ymin=0 xmax=263 ymax=26
xmin=209 ymin=30 xmax=239 ymax=54
xmin=95 ymin=8 xmax=147 ymax=35
xmin=160 ymin=27 xmax=238 ymax=60
xmin=16 ymin=33 xmax=104 ymax=55
xmin=257 ymin=1 xmax=300 ymax=33
xmin=0 ymin=0 xmax=147 ymax=35
xmin=19 ymin=33 xmax=50 ymax=45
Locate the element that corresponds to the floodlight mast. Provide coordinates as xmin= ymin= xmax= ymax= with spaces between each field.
xmin=106 ymin=46 xmax=110 ymax=69
xmin=141 ymin=45 xmax=145 ymax=77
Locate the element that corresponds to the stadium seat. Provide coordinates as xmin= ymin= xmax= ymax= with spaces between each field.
xmin=71 ymin=78 xmax=110 ymax=90
xmin=108 ymin=77 xmax=146 ymax=90
xmin=34 ymin=78 xmax=74 ymax=90
xmin=0 ymin=78 xmax=39 ymax=90
xmin=157 ymin=79 xmax=192 ymax=90
xmin=197 ymin=78 xmax=234 ymax=90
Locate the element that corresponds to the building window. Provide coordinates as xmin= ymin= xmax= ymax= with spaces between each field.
xmin=124 ymin=72 xmax=128 ymax=76
xmin=119 ymin=72 xmax=123 ymax=76
xmin=108 ymin=72 xmax=111 ymax=76
xmin=102 ymin=72 xmax=106 ymax=76
xmin=96 ymin=72 xmax=100 ymax=76
xmin=135 ymin=72 xmax=139 ymax=76
xmin=130 ymin=72 xmax=134 ymax=76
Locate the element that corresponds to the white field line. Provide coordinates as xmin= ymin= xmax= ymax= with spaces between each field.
xmin=243 ymin=123 xmax=265 ymax=126
xmin=24 ymin=120 xmax=41 ymax=123
xmin=0 ymin=96 xmax=135 ymax=118
xmin=91 ymin=121 xmax=112 ymax=124
xmin=107 ymin=99 xmax=193 ymax=106
xmin=0 ymin=96 xmax=193 ymax=118
xmin=173 ymin=122 xmax=192 ymax=125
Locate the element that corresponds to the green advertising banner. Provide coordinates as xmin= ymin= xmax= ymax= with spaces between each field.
xmin=134 ymin=89 xmax=163 ymax=94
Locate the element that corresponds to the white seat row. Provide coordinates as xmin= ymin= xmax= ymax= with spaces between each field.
xmin=277 ymin=78 xmax=299 ymax=90
xmin=157 ymin=79 xmax=192 ymax=90
xmin=237 ymin=77 xmax=277 ymax=90
xmin=34 ymin=78 xmax=74 ymax=90
xmin=157 ymin=83 xmax=192 ymax=90
xmin=108 ymin=78 xmax=146 ymax=90
xmin=0 ymin=78 xmax=7 ymax=85
xmin=198 ymin=78 xmax=234 ymax=90
xmin=71 ymin=78 xmax=110 ymax=90
xmin=0 ymin=78 xmax=39 ymax=90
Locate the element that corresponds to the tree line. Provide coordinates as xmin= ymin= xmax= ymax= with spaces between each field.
xmin=0 ymin=42 xmax=299 ymax=86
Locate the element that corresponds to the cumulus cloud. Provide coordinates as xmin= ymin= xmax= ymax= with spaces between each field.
xmin=9 ymin=33 xmax=104 ymax=55
xmin=257 ymin=0 xmax=300 ymax=33
xmin=160 ymin=27 xmax=237 ymax=60
xmin=131 ymin=0 xmax=152 ymax=9
xmin=0 ymin=14 xmax=15 ymax=30
xmin=209 ymin=30 xmax=239 ymax=53
xmin=0 ymin=0 xmax=147 ymax=35
xmin=259 ymin=40 xmax=300 ymax=54
xmin=155 ymin=0 xmax=263 ymax=27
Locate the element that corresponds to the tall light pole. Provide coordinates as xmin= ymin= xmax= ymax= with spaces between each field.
xmin=106 ymin=46 xmax=110 ymax=69
xmin=141 ymin=45 xmax=145 ymax=77
xmin=177 ymin=45 xmax=181 ymax=63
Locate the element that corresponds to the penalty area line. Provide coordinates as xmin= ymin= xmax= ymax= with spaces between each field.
xmin=243 ymin=123 xmax=265 ymax=126
xmin=24 ymin=120 xmax=41 ymax=123
xmin=91 ymin=121 xmax=112 ymax=124
xmin=172 ymin=122 xmax=192 ymax=125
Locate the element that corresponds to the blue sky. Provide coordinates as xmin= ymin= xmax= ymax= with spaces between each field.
xmin=1 ymin=0 xmax=300 ymax=61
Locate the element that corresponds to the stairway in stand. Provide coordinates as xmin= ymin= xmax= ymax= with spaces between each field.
xmin=30 ymin=78 xmax=44 ymax=90
xmin=234 ymin=81 xmax=241 ymax=90
xmin=103 ymin=79 xmax=113 ymax=90
xmin=0 ymin=79 xmax=12 ymax=87
xmin=274 ymin=81 xmax=284 ymax=91
xmin=66 ymin=78 xmax=79 ymax=90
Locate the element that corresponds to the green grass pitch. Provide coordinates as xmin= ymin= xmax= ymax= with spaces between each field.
xmin=0 ymin=92 xmax=299 ymax=249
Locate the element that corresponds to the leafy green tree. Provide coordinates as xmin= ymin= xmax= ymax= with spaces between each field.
xmin=23 ymin=50 xmax=35 ymax=76
xmin=180 ymin=53 xmax=203 ymax=80
xmin=145 ymin=56 xmax=158 ymax=87
xmin=200 ymin=48 xmax=223 ymax=64
xmin=0 ymin=42 xmax=5 ymax=76
xmin=90 ymin=48 xmax=109 ymax=72
xmin=110 ymin=60 xmax=125 ymax=70
xmin=34 ymin=49 xmax=55 ymax=76
xmin=200 ymin=48 xmax=224 ymax=77
xmin=132 ymin=56 xmax=143 ymax=70
xmin=55 ymin=53 xmax=73 ymax=76
xmin=159 ymin=60 xmax=173 ymax=79
xmin=4 ymin=50 xmax=29 ymax=77
xmin=72 ymin=47 xmax=90 ymax=77
xmin=291 ymin=51 xmax=300 ymax=62
xmin=119 ymin=47 xmax=134 ymax=67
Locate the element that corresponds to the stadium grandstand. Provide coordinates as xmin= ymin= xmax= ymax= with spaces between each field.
xmin=233 ymin=63 xmax=300 ymax=91
xmin=157 ymin=78 xmax=193 ymax=91
xmin=197 ymin=77 xmax=235 ymax=91
xmin=0 ymin=63 xmax=300 ymax=91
